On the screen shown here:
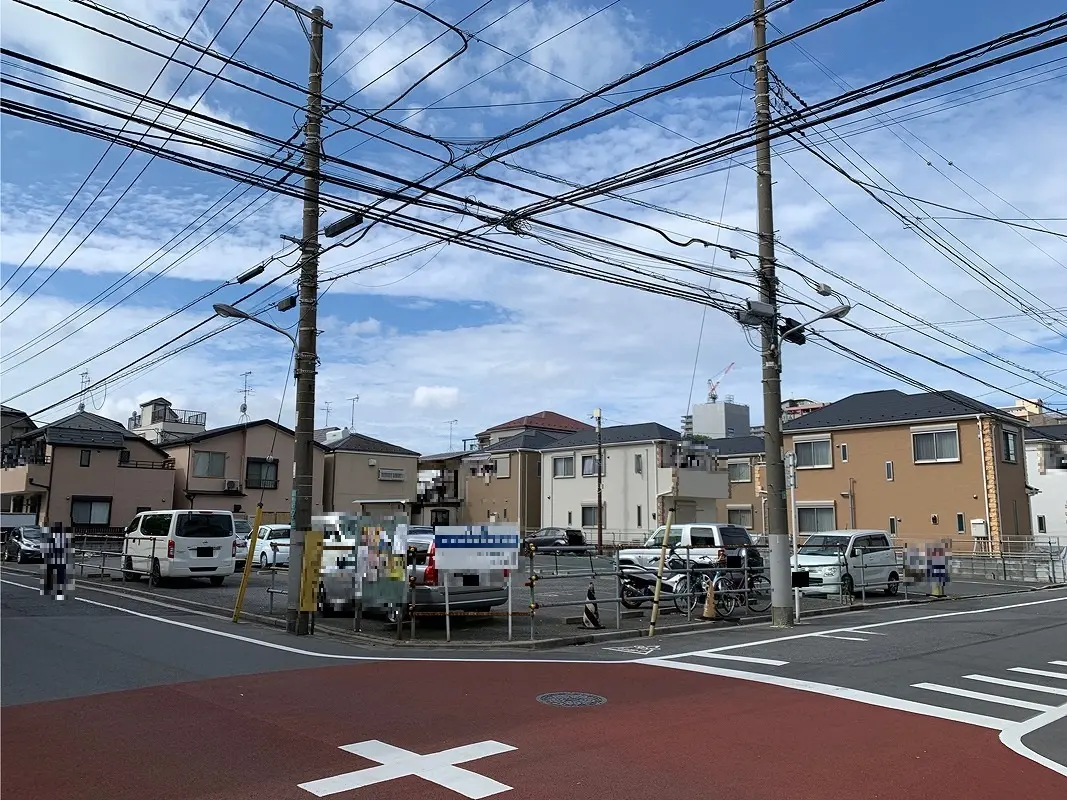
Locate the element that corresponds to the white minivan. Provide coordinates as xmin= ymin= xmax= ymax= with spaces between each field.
xmin=791 ymin=529 xmax=900 ymax=596
xmin=122 ymin=509 xmax=237 ymax=586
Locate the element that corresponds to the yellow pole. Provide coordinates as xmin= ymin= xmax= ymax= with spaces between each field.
xmin=232 ymin=504 xmax=263 ymax=623
xmin=647 ymin=507 xmax=675 ymax=637
xmin=300 ymin=529 xmax=324 ymax=613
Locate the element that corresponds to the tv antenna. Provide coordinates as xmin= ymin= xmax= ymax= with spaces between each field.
xmin=78 ymin=370 xmax=90 ymax=412
xmin=346 ymin=395 xmax=359 ymax=429
xmin=446 ymin=419 xmax=459 ymax=450
xmin=238 ymin=371 xmax=254 ymax=423
xmin=321 ymin=400 xmax=333 ymax=427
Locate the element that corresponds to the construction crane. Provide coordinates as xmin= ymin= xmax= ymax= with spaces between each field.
xmin=707 ymin=362 xmax=735 ymax=403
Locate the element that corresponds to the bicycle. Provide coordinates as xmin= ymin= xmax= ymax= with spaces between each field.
xmin=711 ymin=567 xmax=772 ymax=616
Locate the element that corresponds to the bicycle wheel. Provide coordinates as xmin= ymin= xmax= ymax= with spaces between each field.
xmin=673 ymin=576 xmax=697 ymax=614
xmin=712 ymin=576 xmax=738 ymax=616
xmin=746 ymin=574 xmax=772 ymax=613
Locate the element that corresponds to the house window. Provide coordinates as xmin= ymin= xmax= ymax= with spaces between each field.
xmin=553 ymin=456 xmax=574 ymax=478
xmin=885 ymin=461 xmax=894 ymax=481
xmin=581 ymin=454 xmax=603 ymax=477
xmin=192 ymin=450 xmax=226 ymax=478
xmin=912 ymin=427 xmax=960 ymax=463
xmin=840 ymin=443 xmax=848 ymax=462
xmin=567 ymin=511 xmax=573 ymax=525
xmin=494 ymin=455 xmax=511 ymax=479
xmin=634 ymin=453 xmax=643 ymax=474
xmin=536 ymin=460 xmax=541 ymax=478
xmin=245 ymin=458 xmax=279 ymax=490
xmin=581 ymin=504 xmax=601 ymax=527
xmin=80 ymin=449 xmax=91 ymax=467
xmin=1037 ymin=515 xmax=1047 ymax=534
xmin=889 ymin=518 xmax=898 ymax=536
xmin=728 ymin=461 xmax=752 ymax=483
xmin=71 ymin=496 xmax=112 ymax=527
xmin=956 ymin=513 xmax=966 ymax=533
xmin=727 ymin=506 xmax=754 ymax=528
xmin=794 ymin=438 xmax=832 ymax=468
xmin=1002 ymin=430 xmax=1018 ymax=463
xmin=797 ymin=505 xmax=835 ymax=533
xmin=636 ymin=505 xmax=642 ymax=528
xmin=503 ymin=507 xmax=508 ymax=520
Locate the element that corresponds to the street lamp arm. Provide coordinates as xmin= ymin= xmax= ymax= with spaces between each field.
xmin=213 ymin=303 xmax=298 ymax=348
xmin=780 ymin=304 xmax=851 ymax=342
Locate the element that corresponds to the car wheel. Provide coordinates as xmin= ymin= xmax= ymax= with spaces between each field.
xmin=260 ymin=552 xmax=268 ymax=569
xmin=209 ymin=575 xmax=225 ymax=587
xmin=149 ymin=558 xmax=162 ymax=587
xmin=841 ymin=574 xmax=855 ymax=597
xmin=885 ymin=571 xmax=900 ymax=596
xmin=123 ymin=556 xmax=138 ymax=581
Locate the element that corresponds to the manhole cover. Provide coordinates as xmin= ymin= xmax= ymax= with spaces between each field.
xmin=536 ymin=692 xmax=607 ymax=708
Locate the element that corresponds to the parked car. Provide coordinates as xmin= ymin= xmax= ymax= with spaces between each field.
xmin=791 ymin=530 xmax=900 ymax=596
xmin=4 ymin=526 xmax=48 ymax=563
xmin=521 ymin=527 xmax=588 ymax=555
xmin=122 ymin=510 xmax=236 ymax=586
xmin=616 ymin=523 xmax=761 ymax=578
xmin=233 ymin=518 xmax=251 ymax=570
xmin=251 ymin=524 xmax=290 ymax=568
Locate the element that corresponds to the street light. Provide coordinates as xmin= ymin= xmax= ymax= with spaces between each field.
xmin=213 ymin=303 xmax=297 ymax=348
xmin=779 ymin=304 xmax=851 ymax=344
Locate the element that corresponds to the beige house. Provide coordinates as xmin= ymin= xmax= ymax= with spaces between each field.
xmin=414 ymin=450 xmax=468 ymax=527
xmin=704 ymin=435 xmax=767 ymax=534
xmin=463 ymin=430 xmax=568 ymax=529
xmin=1 ymin=405 xmax=36 ymax=450
xmin=162 ymin=420 xmax=326 ymax=519
xmin=783 ymin=389 xmax=1034 ymax=552
xmin=1 ymin=411 xmax=174 ymax=528
xmin=321 ymin=428 xmax=420 ymax=519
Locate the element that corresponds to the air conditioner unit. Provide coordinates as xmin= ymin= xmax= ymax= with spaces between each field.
xmin=225 ymin=480 xmax=242 ymax=492
xmin=970 ymin=519 xmax=988 ymax=539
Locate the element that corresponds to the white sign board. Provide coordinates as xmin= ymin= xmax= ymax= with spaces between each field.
xmin=433 ymin=525 xmax=520 ymax=571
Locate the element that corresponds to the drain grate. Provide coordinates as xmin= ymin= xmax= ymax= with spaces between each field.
xmin=536 ymin=691 xmax=607 ymax=708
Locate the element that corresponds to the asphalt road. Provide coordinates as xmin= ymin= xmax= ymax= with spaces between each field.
xmin=2 ymin=573 xmax=1065 ymax=797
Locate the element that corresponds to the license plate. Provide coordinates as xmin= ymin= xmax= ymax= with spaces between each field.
xmin=462 ymin=575 xmax=479 ymax=587
xmin=196 ymin=547 xmax=213 ymax=557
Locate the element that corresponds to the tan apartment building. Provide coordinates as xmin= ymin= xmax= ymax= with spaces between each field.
xmin=1 ymin=411 xmax=174 ymax=528
xmin=704 ymin=435 xmax=767 ymax=534
xmin=321 ymin=428 xmax=420 ymax=519
xmin=413 ymin=450 xmax=468 ymax=527
xmin=783 ymin=389 xmax=1034 ymax=552
xmin=163 ymin=420 xmax=326 ymax=519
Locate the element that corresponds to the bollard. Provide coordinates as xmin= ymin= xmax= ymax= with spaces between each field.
xmin=931 ymin=579 xmax=946 ymax=598
xmin=701 ymin=577 xmax=718 ymax=621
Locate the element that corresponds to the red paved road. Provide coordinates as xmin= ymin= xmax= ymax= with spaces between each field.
xmin=4 ymin=661 xmax=1064 ymax=799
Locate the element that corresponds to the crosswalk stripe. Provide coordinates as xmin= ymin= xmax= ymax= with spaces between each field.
xmin=1009 ymin=667 xmax=1067 ymax=681
xmin=912 ymin=682 xmax=1055 ymax=712
xmin=963 ymin=674 xmax=1067 ymax=697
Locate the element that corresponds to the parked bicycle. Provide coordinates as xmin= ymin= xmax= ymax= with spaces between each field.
xmin=673 ymin=547 xmax=771 ymax=617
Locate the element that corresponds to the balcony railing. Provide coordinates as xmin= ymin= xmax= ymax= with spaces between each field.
xmin=150 ymin=407 xmax=207 ymax=425
xmin=119 ymin=459 xmax=176 ymax=470
xmin=1 ymin=454 xmax=50 ymax=468
xmin=246 ymin=478 xmax=279 ymax=490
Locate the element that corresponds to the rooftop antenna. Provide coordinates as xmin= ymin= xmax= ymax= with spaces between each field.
xmin=321 ymin=400 xmax=333 ymax=427
xmin=238 ymin=371 xmax=253 ymax=423
xmin=78 ymin=370 xmax=90 ymax=412
xmin=446 ymin=419 xmax=459 ymax=450
xmin=346 ymin=395 xmax=359 ymax=430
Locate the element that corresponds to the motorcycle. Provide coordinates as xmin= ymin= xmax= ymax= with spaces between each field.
xmin=619 ymin=547 xmax=717 ymax=610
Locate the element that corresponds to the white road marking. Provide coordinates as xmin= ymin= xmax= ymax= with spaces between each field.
xmin=298 ymin=739 xmax=515 ymax=799
xmin=843 ymin=629 xmax=887 ymax=635
xmin=694 ymin=653 xmax=789 ymax=666
xmin=963 ymin=674 xmax=1067 ymax=697
xmin=1051 ymin=661 xmax=1067 ymax=667
xmin=815 ymin=634 xmax=868 ymax=641
xmin=656 ymin=592 xmax=1067 ymax=660
xmin=641 ymin=657 xmax=1009 ymax=730
xmin=911 ymin=682 xmax=1054 ymax=712
xmin=603 ymin=644 xmax=660 ymax=656
xmin=1010 ymin=667 xmax=1067 ymax=681
xmin=999 ymin=704 xmax=1067 ymax=778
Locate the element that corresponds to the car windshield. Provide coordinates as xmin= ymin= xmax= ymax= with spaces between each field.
xmin=175 ymin=512 xmax=234 ymax=538
xmin=799 ymin=535 xmax=850 ymax=556
xmin=20 ymin=527 xmax=47 ymax=541
xmin=234 ymin=520 xmax=251 ymax=537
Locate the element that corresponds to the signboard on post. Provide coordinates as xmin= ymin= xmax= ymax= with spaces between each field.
xmin=433 ymin=525 xmax=520 ymax=571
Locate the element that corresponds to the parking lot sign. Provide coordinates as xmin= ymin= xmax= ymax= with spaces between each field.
xmin=433 ymin=525 xmax=520 ymax=571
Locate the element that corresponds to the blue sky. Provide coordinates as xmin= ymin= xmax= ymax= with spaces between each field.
xmin=2 ymin=0 xmax=1066 ymax=452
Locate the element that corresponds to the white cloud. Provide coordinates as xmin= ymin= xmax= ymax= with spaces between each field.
xmin=347 ymin=317 xmax=382 ymax=335
xmin=411 ymin=385 xmax=460 ymax=409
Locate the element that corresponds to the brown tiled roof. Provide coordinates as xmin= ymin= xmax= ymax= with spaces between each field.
xmin=481 ymin=411 xmax=592 ymax=435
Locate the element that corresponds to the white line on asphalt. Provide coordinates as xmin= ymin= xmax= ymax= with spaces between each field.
xmin=1009 ymin=667 xmax=1067 ymax=681
xmin=999 ymin=703 xmax=1067 ymax=777
xmin=911 ymin=682 xmax=1054 ymax=712
xmin=963 ymin=674 xmax=1067 ymax=697
xmin=0 ymin=578 xmax=614 ymax=665
xmin=1051 ymin=661 xmax=1067 ymax=667
xmin=656 ymin=591 xmax=1067 ymax=660
xmin=843 ymin=629 xmax=886 ymax=635
xmin=641 ymin=657 xmax=1009 ymax=730
xmin=814 ymin=634 xmax=868 ymax=641
xmin=694 ymin=653 xmax=789 ymax=666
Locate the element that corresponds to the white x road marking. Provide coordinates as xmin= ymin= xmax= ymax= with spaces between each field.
xmin=298 ymin=740 xmax=517 ymax=799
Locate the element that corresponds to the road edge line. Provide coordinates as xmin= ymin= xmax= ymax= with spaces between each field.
xmin=999 ymin=705 xmax=1067 ymax=777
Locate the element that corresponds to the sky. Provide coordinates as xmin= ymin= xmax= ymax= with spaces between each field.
xmin=1 ymin=0 xmax=1065 ymax=455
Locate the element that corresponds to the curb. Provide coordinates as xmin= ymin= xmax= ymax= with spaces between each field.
xmin=4 ymin=565 xmax=1063 ymax=650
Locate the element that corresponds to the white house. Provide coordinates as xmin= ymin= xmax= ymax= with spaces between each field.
xmin=1024 ymin=424 xmax=1067 ymax=540
xmin=539 ymin=422 xmax=729 ymax=543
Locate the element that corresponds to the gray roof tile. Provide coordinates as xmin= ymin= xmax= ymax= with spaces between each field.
xmin=542 ymin=422 xmax=680 ymax=451
xmin=328 ymin=432 xmax=419 ymax=457
xmin=783 ymin=389 xmax=1006 ymax=432
xmin=700 ymin=435 xmax=766 ymax=457
xmin=1026 ymin=424 xmax=1067 ymax=442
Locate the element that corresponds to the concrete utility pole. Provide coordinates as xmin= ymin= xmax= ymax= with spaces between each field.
xmin=594 ymin=408 xmax=603 ymax=552
xmin=753 ymin=0 xmax=792 ymax=628
xmin=289 ymin=4 xmax=329 ymax=636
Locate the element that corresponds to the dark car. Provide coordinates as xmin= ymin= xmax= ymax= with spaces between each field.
xmin=521 ymin=527 xmax=588 ymax=556
xmin=4 ymin=526 xmax=48 ymax=563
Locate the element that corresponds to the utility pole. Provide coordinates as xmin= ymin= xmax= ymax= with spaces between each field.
xmin=446 ymin=419 xmax=458 ymax=451
xmin=753 ymin=0 xmax=792 ymax=627
xmin=289 ymin=3 xmax=330 ymax=636
xmin=594 ymin=408 xmax=603 ymax=553
xmin=346 ymin=395 xmax=359 ymax=429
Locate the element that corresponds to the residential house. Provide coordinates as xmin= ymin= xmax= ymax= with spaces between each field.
xmin=476 ymin=411 xmax=592 ymax=447
xmin=703 ymin=435 xmax=767 ymax=533
xmin=321 ymin=428 xmax=419 ymax=519
xmin=162 ymin=420 xmax=326 ymax=520
xmin=1 ymin=405 xmax=36 ymax=450
xmin=127 ymin=397 xmax=208 ymax=444
xmin=783 ymin=389 xmax=1034 ymax=551
xmin=999 ymin=398 xmax=1067 ymax=427
xmin=539 ymin=423 xmax=730 ymax=542
xmin=413 ymin=450 xmax=468 ymax=527
xmin=1 ymin=410 xmax=174 ymax=528
xmin=1024 ymin=424 xmax=1067 ymax=539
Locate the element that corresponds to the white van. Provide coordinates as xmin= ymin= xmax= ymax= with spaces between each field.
xmin=791 ymin=529 xmax=900 ymax=596
xmin=122 ymin=510 xmax=236 ymax=586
